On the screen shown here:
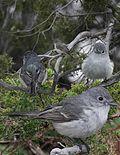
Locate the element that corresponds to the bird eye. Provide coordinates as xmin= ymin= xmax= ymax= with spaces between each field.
xmin=97 ymin=96 xmax=104 ymax=101
xmin=36 ymin=69 xmax=40 ymax=74
xmin=101 ymin=50 xmax=105 ymax=54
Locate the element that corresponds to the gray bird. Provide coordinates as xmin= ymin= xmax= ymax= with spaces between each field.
xmin=9 ymin=86 xmax=117 ymax=141
xmin=54 ymin=39 xmax=71 ymax=56
xmin=19 ymin=51 xmax=47 ymax=95
xmin=54 ymin=39 xmax=69 ymax=52
xmin=82 ymin=41 xmax=114 ymax=80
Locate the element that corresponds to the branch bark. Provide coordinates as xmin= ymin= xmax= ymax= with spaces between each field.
xmin=105 ymin=22 xmax=114 ymax=52
xmin=67 ymin=30 xmax=106 ymax=50
xmin=0 ymin=79 xmax=27 ymax=92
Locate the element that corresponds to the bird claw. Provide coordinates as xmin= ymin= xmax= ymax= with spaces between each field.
xmin=77 ymin=144 xmax=91 ymax=154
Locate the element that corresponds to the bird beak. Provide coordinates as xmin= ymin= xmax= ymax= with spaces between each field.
xmin=109 ymin=101 xmax=117 ymax=106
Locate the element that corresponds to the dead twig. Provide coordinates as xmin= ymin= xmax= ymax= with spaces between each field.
xmin=27 ymin=140 xmax=46 ymax=155
xmin=58 ymin=10 xmax=112 ymax=17
xmin=67 ymin=29 xmax=106 ymax=50
xmin=0 ymin=80 xmax=28 ymax=92
xmin=105 ymin=22 xmax=114 ymax=52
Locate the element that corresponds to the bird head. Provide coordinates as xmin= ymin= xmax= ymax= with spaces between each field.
xmin=86 ymin=87 xmax=117 ymax=107
xmin=93 ymin=42 xmax=107 ymax=55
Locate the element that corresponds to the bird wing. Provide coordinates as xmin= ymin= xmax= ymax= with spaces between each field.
xmin=37 ymin=69 xmax=47 ymax=84
xmin=19 ymin=67 xmax=31 ymax=87
xmin=9 ymin=96 xmax=87 ymax=123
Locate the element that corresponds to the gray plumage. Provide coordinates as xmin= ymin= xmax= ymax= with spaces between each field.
xmin=19 ymin=51 xmax=47 ymax=95
xmin=82 ymin=42 xmax=114 ymax=80
xmin=9 ymin=86 xmax=117 ymax=139
xmin=54 ymin=39 xmax=70 ymax=54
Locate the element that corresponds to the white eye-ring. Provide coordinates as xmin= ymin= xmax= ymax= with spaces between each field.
xmin=36 ymin=69 xmax=40 ymax=75
xmin=97 ymin=96 xmax=104 ymax=102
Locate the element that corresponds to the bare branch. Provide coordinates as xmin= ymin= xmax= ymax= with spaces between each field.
xmin=0 ymin=79 xmax=27 ymax=92
xmin=57 ymin=0 xmax=74 ymax=11
xmin=58 ymin=10 xmax=112 ymax=17
xmin=32 ymin=31 xmax=41 ymax=51
xmin=105 ymin=22 xmax=114 ymax=52
xmin=27 ymin=140 xmax=46 ymax=155
xmin=54 ymin=56 xmax=63 ymax=73
xmin=0 ymin=140 xmax=21 ymax=144
xmin=4 ymin=0 xmax=74 ymax=34
xmin=15 ymin=15 xmax=57 ymax=38
xmin=67 ymin=30 xmax=106 ymax=50
xmin=59 ymin=67 xmax=81 ymax=78
xmin=32 ymin=15 xmax=57 ymax=50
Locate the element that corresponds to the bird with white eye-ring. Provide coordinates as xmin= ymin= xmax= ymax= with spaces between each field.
xmin=82 ymin=41 xmax=114 ymax=80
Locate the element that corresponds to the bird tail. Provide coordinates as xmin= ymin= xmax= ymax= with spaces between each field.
xmin=8 ymin=111 xmax=47 ymax=119
xmin=8 ymin=106 xmax=63 ymax=122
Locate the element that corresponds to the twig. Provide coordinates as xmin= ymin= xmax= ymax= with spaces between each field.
xmin=59 ymin=67 xmax=81 ymax=78
xmin=16 ymin=15 xmax=57 ymax=38
xmin=39 ymin=53 xmax=61 ymax=59
xmin=32 ymin=30 xmax=41 ymax=51
xmin=27 ymin=140 xmax=46 ymax=155
xmin=109 ymin=114 xmax=120 ymax=120
xmin=54 ymin=56 xmax=63 ymax=73
xmin=4 ymin=0 xmax=74 ymax=34
xmin=105 ymin=22 xmax=114 ymax=52
xmin=8 ymin=143 xmax=20 ymax=155
xmin=58 ymin=10 xmax=112 ymax=17
xmin=32 ymin=15 xmax=57 ymax=50
xmin=0 ymin=140 xmax=23 ymax=144
xmin=67 ymin=30 xmax=106 ymax=50
xmin=57 ymin=0 xmax=74 ymax=11
xmin=0 ymin=80 xmax=28 ymax=92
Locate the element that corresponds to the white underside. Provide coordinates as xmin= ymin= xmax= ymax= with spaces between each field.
xmin=53 ymin=106 xmax=110 ymax=139
xmin=82 ymin=54 xmax=114 ymax=80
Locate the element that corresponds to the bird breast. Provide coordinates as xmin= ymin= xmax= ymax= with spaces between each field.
xmin=82 ymin=54 xmax=113 ymax=79
xmin=53 ymin=106 xmax=110 ymax=139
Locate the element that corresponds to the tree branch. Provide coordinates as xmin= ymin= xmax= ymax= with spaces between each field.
xmin=58 ymin=10 xmax=112 ymax=17
xmin=27 ymin=140 xmax=46 ymax=155
xmin=67 ymin=30 xmax=106 ymax=50
xmin=0 ymin=79 xmax=27 ymax=92
xmin=105 ymin=22 xmax=114 ymax=52
xmin=4 ymin=0 xmax=74 ymax=34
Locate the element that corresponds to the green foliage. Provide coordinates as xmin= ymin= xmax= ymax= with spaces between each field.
xmin=0 ymin=75 xmax=120 ymax=154
xmin=0 ymin=54 xmax=13 ymax=78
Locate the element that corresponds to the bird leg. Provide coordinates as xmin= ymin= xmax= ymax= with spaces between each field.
xmin=78 ymin=139 xmax=91 ymax=154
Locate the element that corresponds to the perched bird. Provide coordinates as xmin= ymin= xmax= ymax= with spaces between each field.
xmin=19 ymin=51 xmax=47 ymax=95
xmin=53 ymin=38 xmax=73 ymax=57
xmin=54 ymin=39 xmax=69 ymax=53
xmin=82 ymin=41 xmax=114 ymax=80
xmin=9 ymin=87 xmax=117 ymax=143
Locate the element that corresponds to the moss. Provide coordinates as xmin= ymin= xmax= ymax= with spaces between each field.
xmin=0 ymin=75 xmax=119 ymax=154
xmin=0 ymin=54 xmax=13 ymax=78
